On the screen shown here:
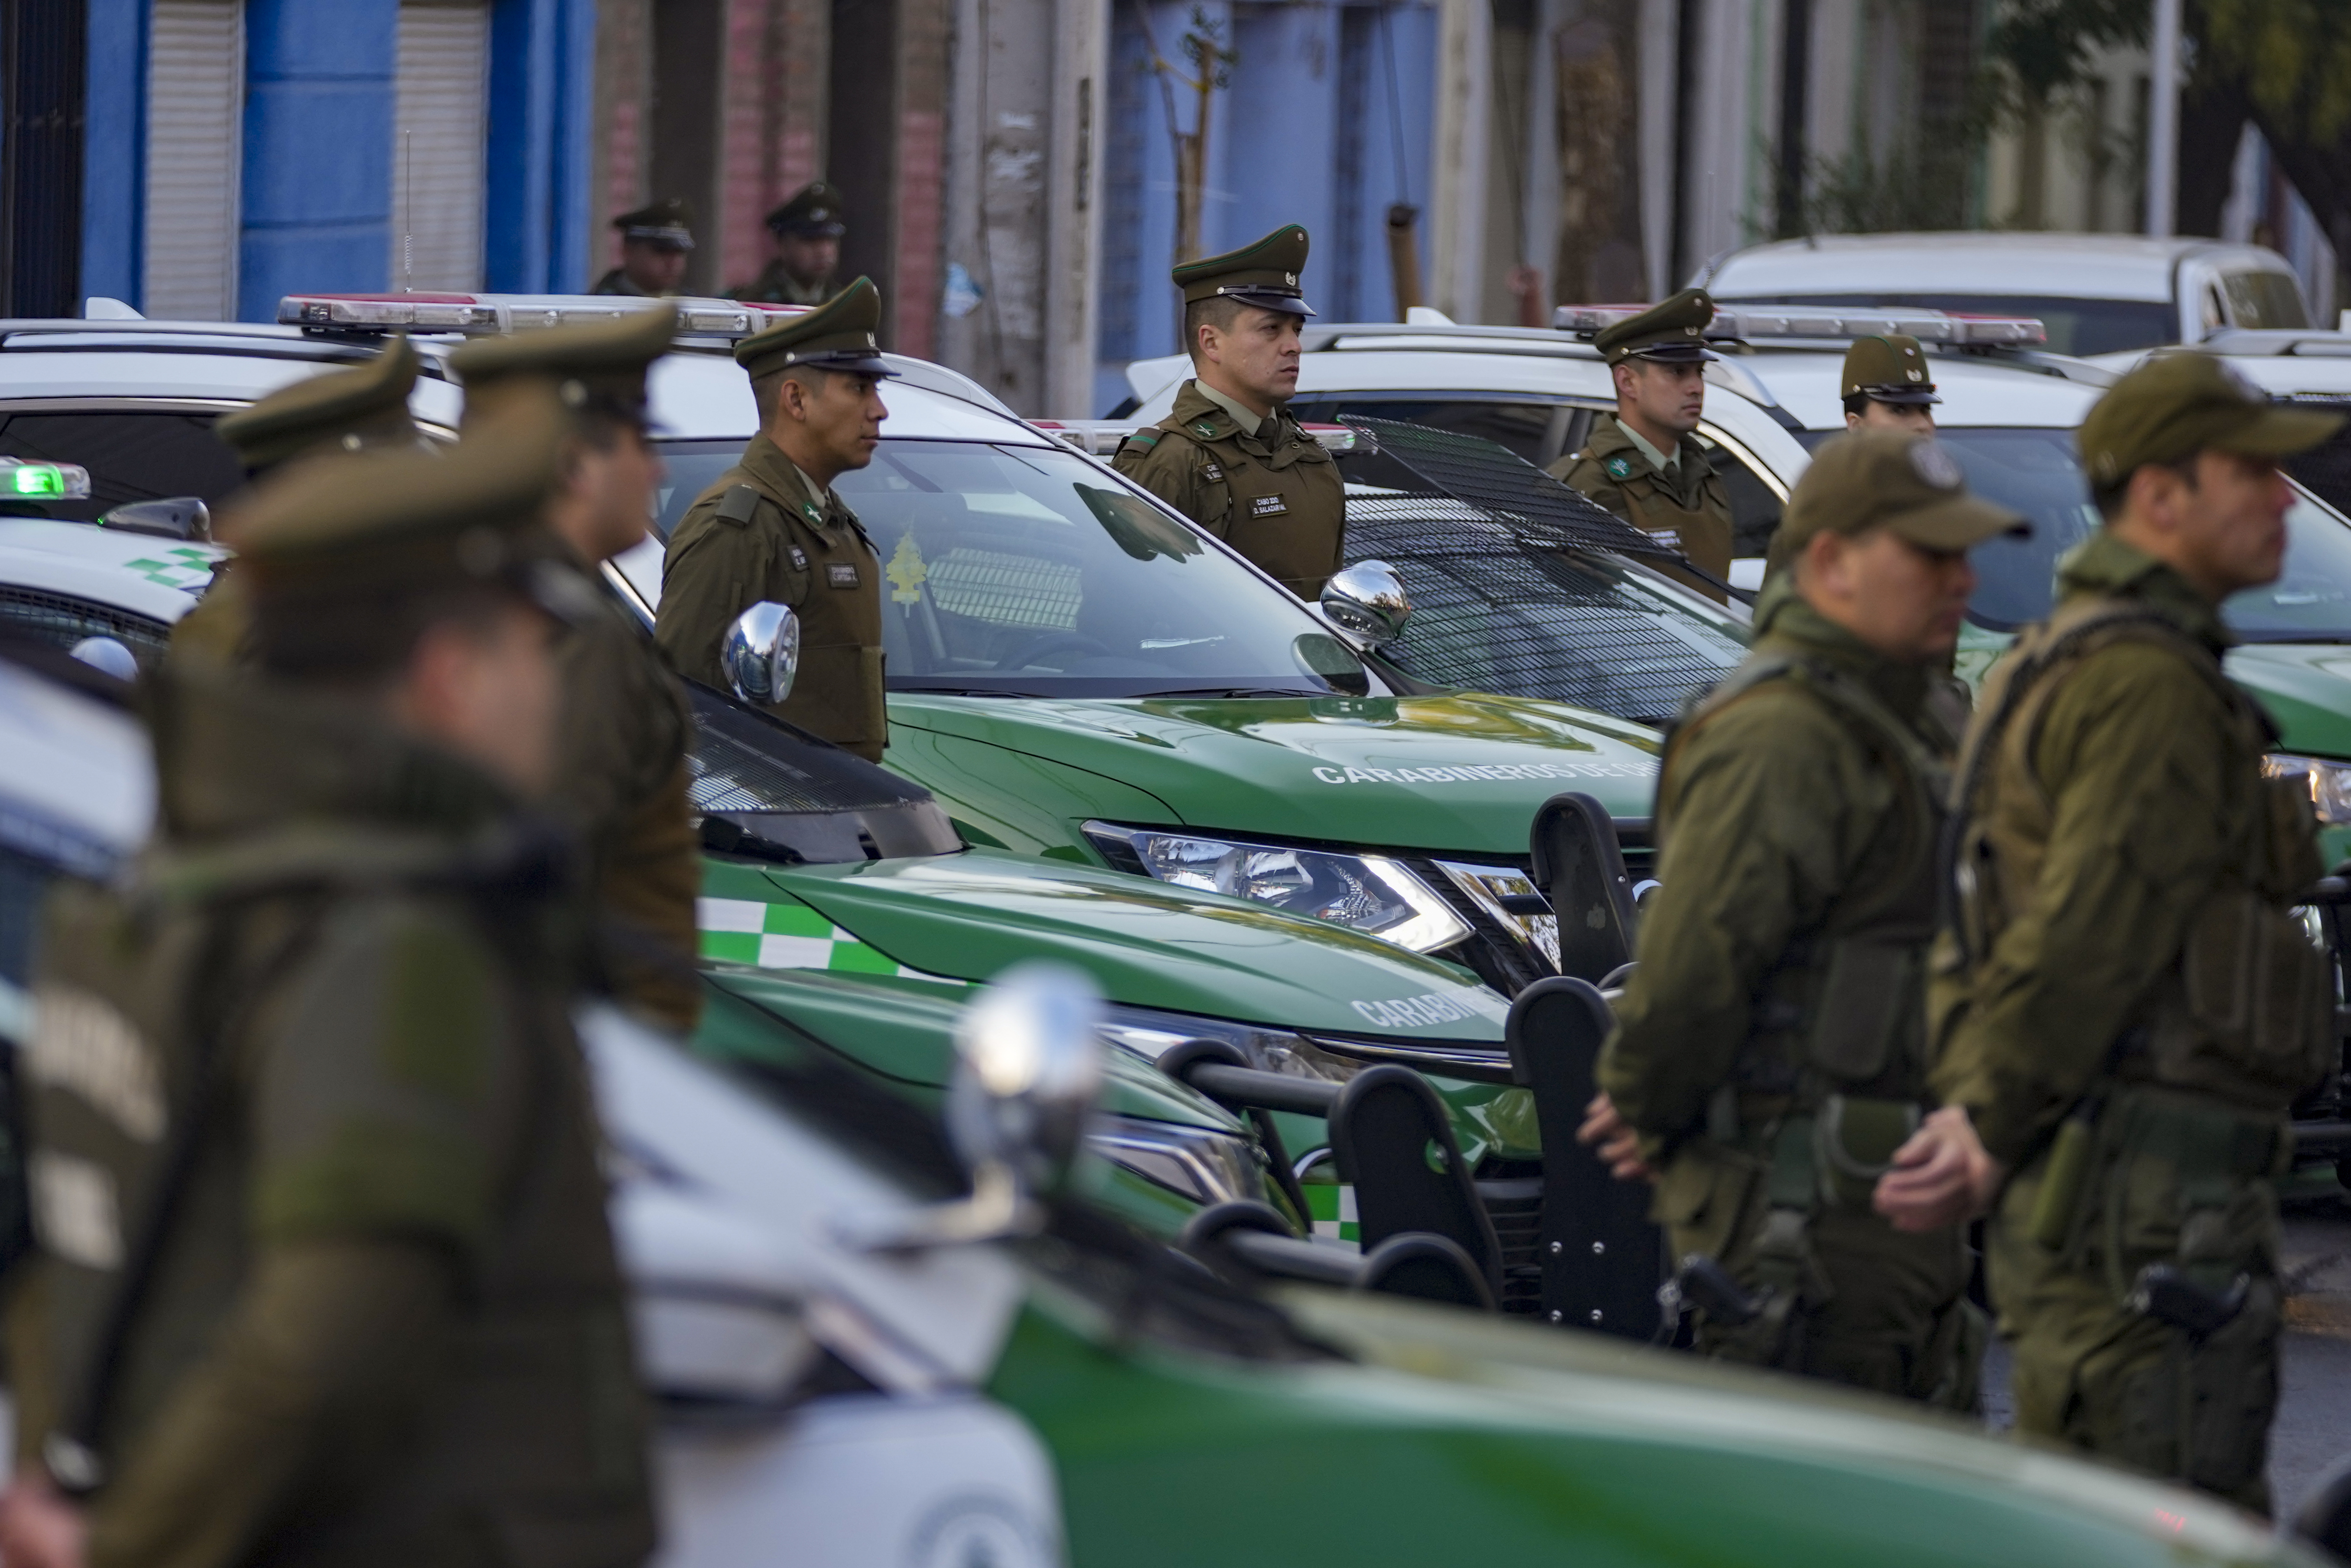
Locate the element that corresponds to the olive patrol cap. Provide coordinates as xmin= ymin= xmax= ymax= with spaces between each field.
xmin=734 ymin=277 xmax=894 ymax=377
xmin=1595 ymin=289 xmax=1718 ymax=365
xmin=1842 ymin=334 xmax=1940 ymax=405
xmin=2079 ymin=350 xmax=2343 ymax=489
xmin=213 ymin=337 xmax=424 ymax=473
xmin=767 ymin=182 xmax=847 ymax=238
xmin=1775 ymin=430 xmax=2025 ymax=563
xmin=1174 ymin=225 xmax=1314 ymax=317
xmin=612 ymin=199 xmax=696 ymax=252
xmin=229 ymin=399 xmax=596 ymax=637
xmin=450 ymin=303 xmax=676 ymax=429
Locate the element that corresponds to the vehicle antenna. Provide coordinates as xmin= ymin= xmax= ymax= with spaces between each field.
xmin=402 ymin=129 xmax=415 ymax=293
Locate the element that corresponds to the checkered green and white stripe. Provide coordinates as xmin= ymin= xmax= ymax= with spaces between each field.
xmin=698 ymin=897 xmax=968 ymax=984
xmin=1305 ymin=1181 xmax=1359 ymax=1248
xmin=121 ymin=546 xmax=222 ymax=592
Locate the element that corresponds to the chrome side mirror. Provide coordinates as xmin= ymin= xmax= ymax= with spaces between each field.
xmin=721 ymin=601 xmax=800 ymax=704
xmin=99 ymin=496 xmax=210 ymax=541
xmin=845 ymin=962 xmax=1104 ymax=1251
xmin=1320 ymin=559 xmax=1412 ymax=646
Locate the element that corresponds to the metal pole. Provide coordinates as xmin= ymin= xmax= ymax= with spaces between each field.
xmin=2146 ymin=0 xmax=2181 ymax=237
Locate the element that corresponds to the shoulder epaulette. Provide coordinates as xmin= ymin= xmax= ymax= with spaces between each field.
xmin=1119 ymin=432 xmax=1160 ymax=455
xmin=716 ymin=484 xmax=762 ymax=526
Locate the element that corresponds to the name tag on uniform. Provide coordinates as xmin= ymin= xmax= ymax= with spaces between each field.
xmin=828 ymin=563 xmax=861 ymax=588
xmin=1250 ymin=494 xmax=1289 ymax=518
xmin=789 ymin=546 xmax=810 ymax=570
xmin=1201 ymin=462 xmax=1224 ymax=482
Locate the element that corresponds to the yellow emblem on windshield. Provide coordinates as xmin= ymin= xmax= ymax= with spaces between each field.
xmin=886 ymin=534 xmax=928 ymax=604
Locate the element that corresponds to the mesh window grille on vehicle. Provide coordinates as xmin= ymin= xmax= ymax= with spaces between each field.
xmin=2286 ymin=397 xmax=2351 ymax=521
xmin=0 ymin=587 xmax=171 ymax=666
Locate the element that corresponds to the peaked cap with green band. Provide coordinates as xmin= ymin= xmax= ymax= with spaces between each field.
xmin=2079 ymin=348 xmax=2344 ymax=488
xmin=214 ymin=337 xmax=424 ymax=473
xmin=613 ymin=198 xmax=696 ymax=251
xmin=1593 ymin=288 xmax=1717 ymax=365
xmin=734 ymin=276 xmax=896 ymax=378
xmin=767 ymin=181 xmax=847 ymax=238
xmin=1174 ymin=225 xmax=1314 ymax=317
xmin=1842 ymin=334 xmax=1939 ymax=405
xmin=450 ymin=303 xmax=676 ymax=428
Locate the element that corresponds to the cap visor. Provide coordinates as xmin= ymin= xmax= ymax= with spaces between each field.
xmin=793 ymin=352 xmax=899 ymax=376
xmin=2215 ymin=404 xmax=2345 ymax=459
xmin=1885 ymin=494 xmax=2029 ymax=552
xmin=1857 ymin=386 xmax=1940 ymax=406
xmin=1632 ymin=344 xmax=1718 ymax=364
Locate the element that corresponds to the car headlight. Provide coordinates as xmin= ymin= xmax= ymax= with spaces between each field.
xmin=1082 ymin=821 xmax=1473 ymax=953
xmin=1086 ymin=1114 xmax=1269 ymax=1206
xmin=2265 ymin=754 xmax=2351 ymax=825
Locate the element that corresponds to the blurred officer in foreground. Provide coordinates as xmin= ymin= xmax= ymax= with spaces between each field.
xmin=732 ymin=182 xmax=847 ymax=306
xmin=1843 ymin=335 xmax=1940 ymax=436
xmin=1877 ymin=353 xmax=2345 ymax=1510
xmin=1551 ymin=288 xmax=1733 ymax=596
xmin=170 ymin=338 xmax=430 ymax=663
xmin=656 ymin=279 xmax=893 ymax=760
xmin=593 ymin=200 xmax=696 ymax=298
xmin=453 ymin=305 xmax=703 ymax=1033
xmin=0 ymin=409 xmax=654 ymax=1568
xmin=1580 ymin=429 xmax=2024 ymax=1404
xmin=1113 ymin=225 xmax=1344 ymax=599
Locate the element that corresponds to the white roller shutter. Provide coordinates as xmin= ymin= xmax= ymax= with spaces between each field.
xmin=142 ymin=0 xmax=244 ymax=322
xmin=391 ymin=2 xmax=489 ymax=292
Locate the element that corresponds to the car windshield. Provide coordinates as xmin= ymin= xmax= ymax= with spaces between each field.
xmin=1796 ymin=426 xmax=2351 ymax=640
xmin=655 ymin=437 xmax=1386 ymax=699
xmin=1723 ymin=293 xmax=2178 ymax=357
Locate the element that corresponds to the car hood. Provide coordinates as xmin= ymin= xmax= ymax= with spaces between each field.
xmin=759 ymin=849 xmax=1510 ymax=1044
xmin=887 ymin=692 xmax=1661 ymax=852
xmin=2226 ymin=641 xmax=2351 ymax=759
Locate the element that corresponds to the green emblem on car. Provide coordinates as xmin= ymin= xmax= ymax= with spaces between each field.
xmin=1604 ymin=454 xmax=1636 ymax=480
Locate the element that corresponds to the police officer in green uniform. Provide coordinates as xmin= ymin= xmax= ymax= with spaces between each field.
xmin=1580 ymin=429 xmax=2024 ymax=1405
xmin=1877 ymin=354 xmax=2345 ymax=1511
xmin=1112 ymin=225 xmax=1344 ymax=599
xmin=1842 ymin=334 xmax=1939 ymax=436
xmin=655 ymin=278 xmax=893 ymax=760
xmin=1550 ymin=289 xmax=1735 ymax=598
xmin=731 ymin=182 xmax=848 ymax=305
xmin=593 ymin=199 xmax=696 ymax=298
xmin=169 ymin=337 xmax=432 ymax=664
xmin=452 ymin=305 xmax=703 ymax=1035
xmin=0 ymin=411 xmax=655 ymax=1568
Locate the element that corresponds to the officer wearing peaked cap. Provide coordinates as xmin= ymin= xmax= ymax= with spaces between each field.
xmin=170 ymin=336 xmax=434 ymax=664
xmin=732 ymin=181 xmax=848 ymax=306
xmin=1583 ymin=428 xmax=2025 ymax=1406
xmin=1880 ymin=353 xmax=2346 ymax=1510
xmin=594 ymin=198 xmax=696 ymax=298
xmin=1550 ymin=288 xmax=1735 ymax=599
xmin=0 ymin=405 xmax=656 ymax=1568
xmin=453 ymin=305 xmax=705 ymax=1036
xmin=656 ymin=278 xmax=895 ymax=759
xmin=1843 ymin=334 xmax=1940 ymax=436
xmin=1113 ymin=225 xmax=1345 ymax=599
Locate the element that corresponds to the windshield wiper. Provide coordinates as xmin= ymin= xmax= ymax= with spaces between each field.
xmin=886 ymin=684 xmax=1033 ymax=697
xmin=1132 ymin=686 xmax=1334 ymax=700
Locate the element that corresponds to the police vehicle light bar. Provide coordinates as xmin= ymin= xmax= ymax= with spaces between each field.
xmin=1033 ymin=420 xmax=1367 ymax=458
xmin=276 ymin=294 xmax=806 ymax=340
xmin=1551 ymin=303 xmax=2047 ymax=348
xmin=0 ymin=457 xmax=91 ymax=499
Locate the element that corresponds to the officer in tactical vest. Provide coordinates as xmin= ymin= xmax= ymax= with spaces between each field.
xmin=1843 ymin=334 xmax=1939 ymax=437
xmin=1112 ymin=225 xmax=1345 ymax=599
xmin=655 ymin=278 xmax=893 ymax=760
xmin=169 ymin=337 xmax=433 ymax=665
xmin=1580 ymin=429 xmax=2024 ymax=1404
xmin=593 ymin=200 xmax=696 ymax=298
xmin=731 ymin=182 xmax=848 ymax=306
xmin=452 ymin=305 xmax=703 ymax=1034
xmin=1550 ymin=289 xmax=1735 ymax=599
xmin=0 ymin=408 xmax=655 ymax=1568
xmin=1876 ymin=353 xmax=2345 ymax=1511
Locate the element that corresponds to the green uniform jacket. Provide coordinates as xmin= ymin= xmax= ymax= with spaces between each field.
xmin=1931 ymin=533 xmax=2322 ymax=1169
xmin=12 ymin=661 xmax=654 ymax=1568
xmin=655 ymin=433 xmax=887 ymax=761
xmin=1548 ymin=415 xmax=1733 ymax=598
xmin=1112 ymin=380 xmax=1344 ymax=599
xmin=1601 ymin=581 xmax=1958 ymax=1160
xmin=729 ymin=263 xmax=841 ymax=306
xmin=553 ymin=564 xmax=703 ymax=1034
xmin=589 ymin=270 xmax=658 ymax=298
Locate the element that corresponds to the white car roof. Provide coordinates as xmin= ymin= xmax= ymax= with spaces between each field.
xmin=0 ymin=519 xmax=221 ymax=622
xmin=1703 ymin=233 xmax=2296 ymax=303
xmin=0 ymin=656 xmax=153 ymax=860
xmin=1737 ymin=350 xmax=2102 ymax=431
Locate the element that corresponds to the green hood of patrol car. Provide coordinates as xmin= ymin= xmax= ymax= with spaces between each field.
xmin=884 ymin=691 xmax=1661 ymax=856
xmin=758 ymin=849 xmax=1510 ymax=1046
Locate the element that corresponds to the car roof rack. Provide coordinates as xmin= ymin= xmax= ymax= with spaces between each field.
xmin=276 ymin=292 xmax=806 ymax=340
xmin=1554 ymin=302 xmax=2047 ymax=348
xmin=2199 ymin=328 xmax=2351 ymax=359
